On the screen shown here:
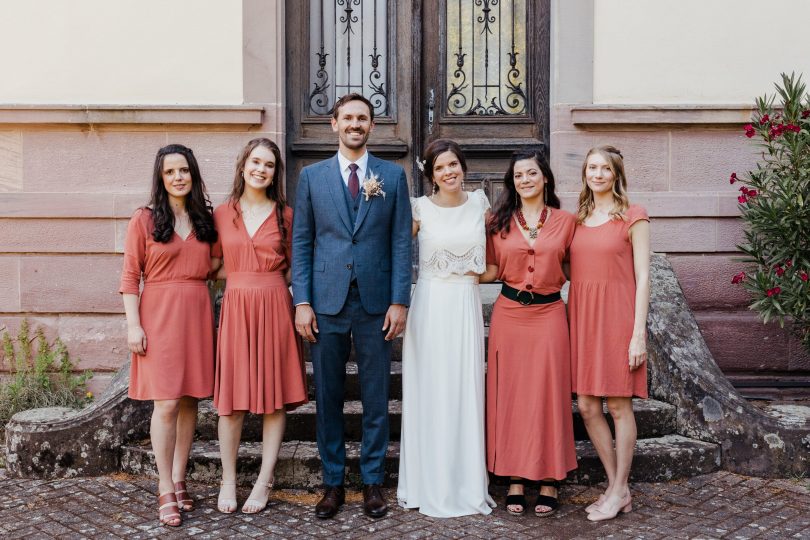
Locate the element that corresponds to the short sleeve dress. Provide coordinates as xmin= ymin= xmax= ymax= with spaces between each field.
xmin=119 ymin=208 xmax=215 ymax=400
xmin=213 ymin=202 xmax=308 ymax=415
xmin=568 ymin=205 xmax=649 ymax=398
xmin=485 ymin=209 xmax=578 ymax=481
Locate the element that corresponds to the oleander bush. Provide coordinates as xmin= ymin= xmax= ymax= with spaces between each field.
xmin=0 ymin=319 xmax=93 ymax=429
xmin=730 ymin=72 xmax=810 ymax=353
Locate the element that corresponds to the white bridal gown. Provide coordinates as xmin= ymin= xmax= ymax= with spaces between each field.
xmin=397 ymin=189 xmax=496 ymax=518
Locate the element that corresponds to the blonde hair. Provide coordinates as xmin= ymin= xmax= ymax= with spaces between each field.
xmin=576 ymin=145 xmax=630 ymax=224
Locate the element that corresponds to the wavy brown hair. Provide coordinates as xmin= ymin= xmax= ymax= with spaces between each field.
xmin=148 ymin=144 xmax=217 ymax=244
xmin=488 ymin=149 xmax=560 ymax=236
xmin=577 ymin=145 xmax=630 ymax=224
xmin=228 ymin=138 xmax=289 ymax=259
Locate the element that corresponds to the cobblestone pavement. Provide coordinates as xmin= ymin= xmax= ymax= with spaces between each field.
xmin=0 ymin=471 xmax=808 ymax=539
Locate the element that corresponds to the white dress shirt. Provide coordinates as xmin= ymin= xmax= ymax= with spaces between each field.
xmin=336 ymin=150 xmax=369 ymax=188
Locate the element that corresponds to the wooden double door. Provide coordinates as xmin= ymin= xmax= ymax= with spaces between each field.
xmin=285 ymin=0 xmax=549 ymax=203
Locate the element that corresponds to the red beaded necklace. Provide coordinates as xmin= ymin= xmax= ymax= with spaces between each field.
xmin=516 ymin=207 xmax=549 ymax=240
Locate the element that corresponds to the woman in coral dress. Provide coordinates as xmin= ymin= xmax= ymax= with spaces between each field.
xmin=397 ymin=139 xmax=495 ymax=517
xmin=568 ymin=145 xmax=650 ymax=521
xmin=120 ymin=143 xmax=218 ymax=527
xmin=481 ymin=149 xmax=577 ymax=518
xmin=213 ymin=138 xmax=308 ymax=515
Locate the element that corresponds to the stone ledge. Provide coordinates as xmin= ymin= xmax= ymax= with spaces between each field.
xmin=120 ymin=435 xmax=719 ymax=488
xmin=571 ymin=104 xmax=754 ymax=126
xmin=0 ymin=105 xmax=264 ymax=126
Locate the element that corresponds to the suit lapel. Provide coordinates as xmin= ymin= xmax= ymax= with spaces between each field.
xmin=353 ymin=154 xmax=379 ymax=234
xmin=325 ymin=156 xmax=353 ymax=234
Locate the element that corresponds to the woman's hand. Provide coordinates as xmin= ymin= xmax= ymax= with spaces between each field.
xmin=128 ymin=325 xmax=147 ymax=355
xmin=628 ymin=334 xmax=647 ymax=370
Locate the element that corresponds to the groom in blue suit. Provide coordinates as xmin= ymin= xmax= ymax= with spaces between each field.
xmin=292 ymin=93 xmax=412 ymax=519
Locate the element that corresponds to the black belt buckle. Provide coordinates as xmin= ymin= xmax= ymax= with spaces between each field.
xmin=516 ymin=289 xmax=534 ymax=305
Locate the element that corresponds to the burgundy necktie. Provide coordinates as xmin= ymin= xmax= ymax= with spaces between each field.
xmin=348 ymin=163 xmax=360 ymax=198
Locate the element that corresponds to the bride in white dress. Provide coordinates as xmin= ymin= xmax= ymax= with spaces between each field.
xmin=397 ymin=139 xmax=495 ymax=517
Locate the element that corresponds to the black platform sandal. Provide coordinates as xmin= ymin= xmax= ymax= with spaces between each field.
xmin=505 ymin=479 xmax=527 ymax=516
xmin=534 ymin=480 xmax=560 ymax=518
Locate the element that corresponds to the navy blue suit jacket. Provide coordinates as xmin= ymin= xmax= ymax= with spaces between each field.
xmin=292 ymin=153 xmax=412 ymax=315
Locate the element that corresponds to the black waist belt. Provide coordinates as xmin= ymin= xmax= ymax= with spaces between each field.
xmin=500 ymin=283 xmax=561 ymax=305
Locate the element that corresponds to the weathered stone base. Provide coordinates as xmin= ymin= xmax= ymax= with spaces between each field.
xmin=4 ymin=363 xmax=151 ymax=478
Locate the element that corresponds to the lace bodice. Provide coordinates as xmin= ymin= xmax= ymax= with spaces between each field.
xmin=411 ymin=189 xmax=490 ymax=277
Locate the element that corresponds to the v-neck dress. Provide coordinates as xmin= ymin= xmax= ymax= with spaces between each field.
xmin=212 ymin=202 xmax=308 ymax=415
xmin=485 ymin=209 xmax=578 ymax=480
xmin=569 ymin=205 xmax=649 ymax=398
xmin=119 ymin=208 xmax=215 ymax=400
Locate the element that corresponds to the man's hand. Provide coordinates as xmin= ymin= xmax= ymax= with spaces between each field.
xmin=382 ymin=304 xmax=407 ymax=341
xmin=128 ymin=325 xmax=147 ymax=355
xmin=295 ymin=304 xmax=319 ymax=343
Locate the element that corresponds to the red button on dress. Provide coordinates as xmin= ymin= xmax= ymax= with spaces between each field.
xmin=527 ymin=249 xmax=535 ymax=255
xmin=525 ymin=284 xmax=533 ymax=290
xmin=528 ymin=266 xmax=534 ymax=272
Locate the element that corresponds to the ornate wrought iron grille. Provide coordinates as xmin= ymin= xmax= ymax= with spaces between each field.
xmin=308 ymin=0 xmax=390 ymax=117
xmin=445 ymin=0 xmax=527 ymax=116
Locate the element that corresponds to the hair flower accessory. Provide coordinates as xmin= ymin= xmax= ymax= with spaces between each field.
xmin=415 ymin=156 xmax=426 ymax=173
xmin=362 ymin=171 xmax=385 ymax=201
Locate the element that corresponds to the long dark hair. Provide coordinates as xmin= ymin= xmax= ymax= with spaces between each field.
xmin=148 ymin=144 xmax=217 ymax=244
xmin=228 ymin=138 xmax=289 ymax=259
xmin=420 ymin=139 xmax=467 ymax=195
xmin=488 ymin=149 xmax=560 ymax=236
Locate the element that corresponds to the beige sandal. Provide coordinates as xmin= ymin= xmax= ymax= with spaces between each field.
xmin=217 ymin=480 xmax=238 ymax=514
xmin=158 ymin=492 xmax=182 ymax=527
xmin=174 ymin=480 xmax=194 ymax=512
xmin=242 ymin=479 xmax=274 ymax=514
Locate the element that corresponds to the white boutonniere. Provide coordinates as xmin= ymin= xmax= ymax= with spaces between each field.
xmin=362 ymin=171 xmax=386 ymax=201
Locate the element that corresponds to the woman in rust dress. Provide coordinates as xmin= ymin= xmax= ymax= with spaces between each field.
xmin=481 ymin=149 xmax=577 ymax=517
xmin=569 ymin=145 xmax=650 ymax=521
xmin=120 ymin=144 xmax=218 ymax=527
xmin=213 ymin=138 xmax=308 ymax=515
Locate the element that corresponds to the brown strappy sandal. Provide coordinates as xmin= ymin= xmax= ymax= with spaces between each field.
xmin=174 ymin=480 xmax=194 ymax=512
xmin=158 ymin=492 xmax=182 ymax=527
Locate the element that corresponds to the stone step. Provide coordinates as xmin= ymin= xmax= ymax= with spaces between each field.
xmin=304 ymin=361 xmax=403 ymax=400
xmin=120 ymin=434 xmax=719 ymax=489
xmin=195 ymin=398 xmax=676 ymax=442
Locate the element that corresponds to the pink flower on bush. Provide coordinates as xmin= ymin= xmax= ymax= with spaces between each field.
xmin=775 ymin=265 xmax=785 ymax=277
xmin=731 ymin=271 xmax=746 ymax=284
xmin=738 ymin=195 xmax=747 ymax=204
xmin=785 ymin=259 xmax=793 ymax=268
xmin=766 ymin=286 xmax=782 ymax=297
xmin=760 ymin=114 xmax=770 ymax=124
xmin=769 ymin=124 xmax=785 ymax=138
xmin=801 ymin=272 xmax=809 ymax=282
xmin=785 ymin=123 xmax=801 ymax=133
xmin=730 ymin=172 xmax=738 ymax=184
xmin=747 ymin=189 xmax=758 ymax=197
xmin=802 ymin=110 xmax=810 ymax=119
xmin=744 ymin=124 xmax=756 ymax=138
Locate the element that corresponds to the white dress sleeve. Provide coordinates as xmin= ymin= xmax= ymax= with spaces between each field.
xmin=410 ymin=196 xmax=421 ymax=222
xmin=474 ymin=189 xmax=490 ymax=215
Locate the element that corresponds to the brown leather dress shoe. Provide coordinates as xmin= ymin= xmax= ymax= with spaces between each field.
xmin=315 ymin=485 xmax=345 ymax=519
xmin=362 ymin=484 xmax=388 ymax=518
